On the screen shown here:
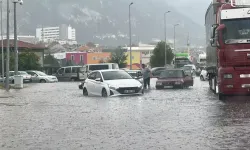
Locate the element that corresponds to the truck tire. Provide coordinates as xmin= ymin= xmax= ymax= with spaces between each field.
xmin=219 ymin=93 xmax=226 ymax=100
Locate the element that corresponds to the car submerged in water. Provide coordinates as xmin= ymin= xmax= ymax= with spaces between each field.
xmin=83 ymin=70 xmax=144 ymax=97
xmin=155 ymin=69 xmax=194 ymax=89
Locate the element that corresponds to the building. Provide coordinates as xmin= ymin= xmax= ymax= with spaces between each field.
xmin=125 ymin=51 xmax=141 ymax=69
xmin=0 ymin=39 xmax=46 ymax=67
xmin=66 ymin=52 xmax=87 ymax=65
xmin=87 ymin=53 xmax=111 ymax=64
xmin=123 ymin=43 xmax=156 ymax=65
xmin=36 ymin=25 xmax=76 ymax=43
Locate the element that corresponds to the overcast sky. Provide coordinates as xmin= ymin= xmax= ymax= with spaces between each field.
xmin=168 ymin=0 xmax=211 ymax=26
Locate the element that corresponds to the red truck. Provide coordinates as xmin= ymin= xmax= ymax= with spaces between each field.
xmin=205 ymin=0 xmax=250 ymax=100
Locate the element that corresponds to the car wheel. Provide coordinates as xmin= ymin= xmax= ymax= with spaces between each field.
xmin=83 ymin=88 xmax=88 ymax=96
xmin=71 ymin=78 xmax=75 ymax=82
xmin=102 ymin=89 xmax=108 ymax=97
xmin=200 ymin=75 xmax=205 ymax=81
xmin=40 ymin=79 xmax=46 ymax=83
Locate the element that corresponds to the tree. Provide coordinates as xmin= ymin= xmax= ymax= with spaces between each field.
xmin=18 ymin=51 xmax=41 ymax=71
xmin=108 ymin=46 xmax=127 ymax=68
xmin=44 ymin=54 xmax=60 ymax=67
xmin=150 ymin=41 xmax=174 ymax=67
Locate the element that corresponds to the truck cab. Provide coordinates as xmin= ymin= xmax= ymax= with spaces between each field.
xmin=206 ymin=0 xmax=250 ymax=99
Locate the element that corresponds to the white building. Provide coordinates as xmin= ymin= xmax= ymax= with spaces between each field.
xmin=36 ymin=25 xmax=77 ymax=44
xmin=123 ymin=43 xmax=156 ymax=65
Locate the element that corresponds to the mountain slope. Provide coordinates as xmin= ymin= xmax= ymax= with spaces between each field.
xmin=5 ymin=0 xmax=205 ymax=46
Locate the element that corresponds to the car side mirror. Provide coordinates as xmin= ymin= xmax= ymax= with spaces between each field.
xmin=95 ymin=78 xmax=101 ymax=82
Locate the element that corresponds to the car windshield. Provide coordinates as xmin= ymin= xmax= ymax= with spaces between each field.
xmin=222 ymin=18 xmax=250 ymax=44
xmin=160 ymin=70 xmax=184 ymax=78
xmin=36 ymin=71 xmax=48 ymax=76
xmin=102 ymin=71 xmax=133 ymax=80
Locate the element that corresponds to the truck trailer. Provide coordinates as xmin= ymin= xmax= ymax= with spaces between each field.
xmin=205 ymin=0 xmax=250 ymax=100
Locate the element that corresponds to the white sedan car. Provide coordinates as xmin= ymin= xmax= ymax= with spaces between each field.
xmin=83 ymin=70 xmax=144 ymax=97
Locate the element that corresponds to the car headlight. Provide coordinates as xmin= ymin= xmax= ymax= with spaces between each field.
xmin=108 ymin=85 xmax=117 ymax=90
xmin=156 ymin=82 xmax=162 ymax=85
xmin=224 ymin=74 xmax=233 ymax=79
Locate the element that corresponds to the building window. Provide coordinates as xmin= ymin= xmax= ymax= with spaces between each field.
xmin=80 ymin=55 xmax=83 ymax=62
xmin=71 ymin=55 xmax=74 ymax=61
xmin=93 ymin=57 xmax=96 ymax=60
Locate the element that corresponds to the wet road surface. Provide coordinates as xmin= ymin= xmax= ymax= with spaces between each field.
xmin=1 ymin=78 xmax=250 ymax=149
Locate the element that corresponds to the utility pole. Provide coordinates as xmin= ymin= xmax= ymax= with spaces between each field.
xmin=6 ymin=0 xmax=10 ymax=90
xmin=129 ymin=2 xmax=133 ymax=70
xmin=14 ymin=1 xmax=18 ymax=75
xmin=164 ymin=11 xmax=170 ymax=65
xmin=1 ymin=0 xmax=4 ymax=78
xmin=187 ymin=32 xmax=190 ymax=54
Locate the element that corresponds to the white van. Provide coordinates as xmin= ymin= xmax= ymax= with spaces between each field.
xmin=82 ymin=63 xmax=119 ymax=79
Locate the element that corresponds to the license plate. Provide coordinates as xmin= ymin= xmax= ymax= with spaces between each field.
xmin=164 ymin=86 xmax=173 ymax=88
xmin=124 ymin=90 xmax=135 ymax=93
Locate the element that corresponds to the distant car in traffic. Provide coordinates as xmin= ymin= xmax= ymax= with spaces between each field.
xmin=26 ymin=70 xmax=58 ymax=83
xmin=156 ymin=69 xmax=193 ymax=89
xmin=151 ymin=67 xmax=166 ymax=78
xmin=182 ymin=65 xmax=196 ymax=76
xmin=126 ymin=70 xmax=143 ymax=83
xmin=83 ymin=70 xmax=144 ymax=97
xmin=200 ymin=67 xmax=208 ymax=81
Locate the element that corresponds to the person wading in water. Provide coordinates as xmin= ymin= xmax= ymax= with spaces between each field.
xmin=141 ymin=64 xmax=151 ymax=89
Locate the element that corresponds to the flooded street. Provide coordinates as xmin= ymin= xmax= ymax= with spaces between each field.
xmin=1 ymin=78 xmax=250 ymax=149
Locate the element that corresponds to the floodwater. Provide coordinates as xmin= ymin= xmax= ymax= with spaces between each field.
xmin=0 ymin=78 xmax=250 ymax=149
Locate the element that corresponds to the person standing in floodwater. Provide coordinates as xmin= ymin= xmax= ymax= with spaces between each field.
xmin=141 ymin=64 xmax=151 ymax=89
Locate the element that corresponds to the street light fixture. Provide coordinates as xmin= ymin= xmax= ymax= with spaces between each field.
xmin=164 ymin=11 xmax=171 ymax=65
xmin=129 ymin=2 xmax=133 ymax=70
xmin=13 ymin=0 xmax=23 ymax=88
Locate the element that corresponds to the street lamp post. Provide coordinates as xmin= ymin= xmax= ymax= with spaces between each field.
xmin=129 ymin=2 xmax=133 ymax=70
xmin=13 ymin=0 xmax=23 ymax=77
xmin=173 ymin=24 xmax=179 ymax=53
xmin=164 ymin=11 xmax=170 ymax=65
xmin=6 ymin=0 xmax=10 ymax=90
xmin=0 ymin=0 xmax=4 ymax=78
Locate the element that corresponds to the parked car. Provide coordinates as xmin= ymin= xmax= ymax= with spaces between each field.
xmin=83 ymin=70 xmax=144 ymax=97
xmin=200 ymin=67 xmax=208 ymax=81
xmin=151 ymin=67 xmax=166 ymax=78
xmin=54 ymin=66 xmax=85 ymax=81
xmin=4 ymin=71 xmax=32 ymax=83
xmin=155 ymin=69 xmax=193 ymax=89
xmin=26 ymin=71 xmax=58 ymax=83
xmin=126 ymin=70 xmax=143 ymax=83
xmin=81 ymin=63 xmax=119 ymax=79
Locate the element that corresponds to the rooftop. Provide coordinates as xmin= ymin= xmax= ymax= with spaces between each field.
xmin=0 ymin=39 xmax=46 ymax=49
